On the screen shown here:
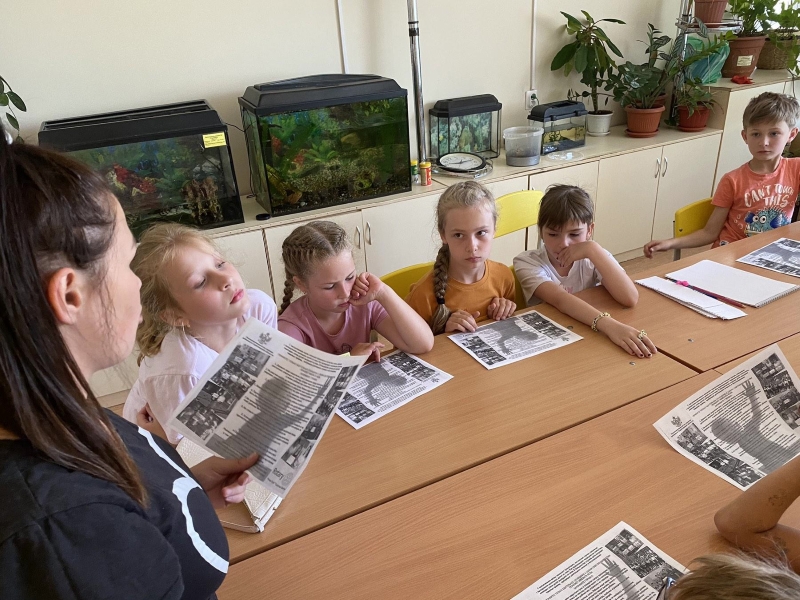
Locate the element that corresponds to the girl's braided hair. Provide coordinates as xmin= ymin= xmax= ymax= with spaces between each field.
xmin=280 ymin=220 xmax=353 ymax=314
xmin=430 ymin=181 xmax=498 ymax=334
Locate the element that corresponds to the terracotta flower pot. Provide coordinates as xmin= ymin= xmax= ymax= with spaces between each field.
xmin=693 ymin=0 xmax=727 ymax=25
xmin=721 ymin=35 xmax=767 ymax=78
xmin=676 ymin=105 xmax=712 ymax=132
xmin=625 ymin=105 xmax=666 ymax=138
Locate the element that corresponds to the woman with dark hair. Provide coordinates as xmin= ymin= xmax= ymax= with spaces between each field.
xmin=0 ymin=130 xmax=257 ymax=599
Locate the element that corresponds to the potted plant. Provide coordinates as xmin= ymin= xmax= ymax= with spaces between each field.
xmin=674 ymin=78 xmax=717 ymax=131
xmin=723 ymin=0 xmax=773 ymax=77
xmin=606 ymin=24 xmax=729 ymax=137
xmin=0 ymin=76 xmax=26 ymax=142
xmin=550 ymin=11 xmax=625 ymax=137
xmin=757 ymin=0 xmax=800 ymax=70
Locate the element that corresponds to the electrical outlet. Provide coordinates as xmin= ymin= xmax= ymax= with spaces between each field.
xmin=525 ymin=89 xmax=539 ymax=111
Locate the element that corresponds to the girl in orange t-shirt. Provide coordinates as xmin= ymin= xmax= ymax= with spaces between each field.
xmin=405 ymin=181 xmax=516 ymax=334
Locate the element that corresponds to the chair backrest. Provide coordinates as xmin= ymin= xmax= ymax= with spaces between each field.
xmin=674 ymin=198 xmax=714 ymax=238
xmin=495 ymin=190 xmax=544 ymax=238
xmin=382 ymin=262 xmax=434 ymax=300
xmin=509 ymin=265 xmax=527 ymax=311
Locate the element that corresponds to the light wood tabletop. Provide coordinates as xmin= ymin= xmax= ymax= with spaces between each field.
xmin=224 ymin=303 xmax=694 ymax=563
xmin=715 ymin=331 xmax=800 ymax=374
xmin=219 ymin=371 xmax=800 ymax=600
xmin=578 ymin=223 xmax=800 ymax=372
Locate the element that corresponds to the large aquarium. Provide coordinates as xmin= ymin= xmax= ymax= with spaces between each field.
xmin=239 ymin=75 xmax=412 ymax=216
xmin=39 ymin=101 xmax=243 ymax=239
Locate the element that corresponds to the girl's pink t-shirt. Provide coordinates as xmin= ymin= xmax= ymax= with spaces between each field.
xmin=712 ymin=157 xmax=800 ymax=246
xmin=277 ymin=296 xmax=388 ymax=354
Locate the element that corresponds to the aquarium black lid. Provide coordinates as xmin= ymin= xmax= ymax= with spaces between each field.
xmin=38 ymin=100 xmax=229 ymax=152
xmin=239 ymin=74 xmax=407 ymax=115
xmin=528 ymin=100 xmax=587 ymax=122
xmin=429 ymin=95 xmax=502 ymax=118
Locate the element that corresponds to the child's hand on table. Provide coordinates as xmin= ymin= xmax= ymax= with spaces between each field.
xmin=351 ymin=341 xmax=385 ymax=363
xmin=445 ymin=310 xmax=480 ymax=333
xmin=486 ymin=297 xmax=516 ymax=321
xmin=643 ymin=239 xmax=674 ymax=258
xmin=596 ymin=317 xmax=657 ymax=358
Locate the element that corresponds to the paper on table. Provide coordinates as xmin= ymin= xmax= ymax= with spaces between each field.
xmin=636 ymin=276 xmax=747 ymax=320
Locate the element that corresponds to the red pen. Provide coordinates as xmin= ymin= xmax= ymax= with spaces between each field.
xmin=674 ymin=280 xmax=746 ymax=308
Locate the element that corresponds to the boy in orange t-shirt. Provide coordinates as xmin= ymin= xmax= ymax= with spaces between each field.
xmin=644 ymin=92 xmax=800 ymax=256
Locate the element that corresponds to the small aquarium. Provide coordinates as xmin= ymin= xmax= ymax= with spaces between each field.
xmin=528 ymin=100 xmax=587 ymax=155
xmin=239 ymin=74 xmax=411 ymax=216
xmin=429 ymin=94 xmax=502 ymax=159
xmin=39 ymin=101 xmax=243 ymax=239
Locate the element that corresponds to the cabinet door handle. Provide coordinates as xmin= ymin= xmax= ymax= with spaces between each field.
xmin=655 ymin=158 xmax=661 ymax=178
xmin=662 ymin=156 xmax=669 ymax=177
xmin=365 ymin=221 xmax=372 ymax=245
xmin=355 ymin=225 xmax=362 ymax=249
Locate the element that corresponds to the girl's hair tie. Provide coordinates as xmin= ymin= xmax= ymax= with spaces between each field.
xmin=436 ymin=297 xmax=445 ymax=305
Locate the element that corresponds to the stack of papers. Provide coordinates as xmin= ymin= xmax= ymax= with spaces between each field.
xmin=636 ymin=276 xmax=747 ymax=320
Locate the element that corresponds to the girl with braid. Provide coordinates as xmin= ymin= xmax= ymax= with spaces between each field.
xmin=123 ymin=223 xmax=277 ymax=444
xmin=277 ymin=221 xmax=433 ymax=362
xmin=406 ymin=181 xmax=517 ymax=335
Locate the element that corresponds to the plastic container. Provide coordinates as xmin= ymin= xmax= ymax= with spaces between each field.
xmin=38 ymin=100 xmax=243 ymax=239
xmin=239 ymin=74 xmax=411 ymax=217
xmin=502 ymin=126 xmax=543 ymax=167
xmin=429 ymin=94 xmax=502 ymax=159
xmin=528 ymin=100 xmax=587 ymax=155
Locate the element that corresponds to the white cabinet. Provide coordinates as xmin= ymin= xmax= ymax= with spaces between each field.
xmin=361 ymin=192 xmax=442 ymax=276
xmin=595 ymin=135 xmax=721 ymax=256
xmin=650 ymin=136 xmax=720 ymax=240
xmin=594 ymin=147 xmax=663 ymax=255
xmin=214 ymin=229 xmax=274 ymax=298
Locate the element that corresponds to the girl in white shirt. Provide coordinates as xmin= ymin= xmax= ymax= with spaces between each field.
xmin=513 ymin=185 xmax=656 ymax=358
xmin=123 ymin=224 xmax=277 ymax=443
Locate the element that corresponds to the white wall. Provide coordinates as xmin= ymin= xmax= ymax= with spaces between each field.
xmin=2 ymin=0 xmax=681 ymax=194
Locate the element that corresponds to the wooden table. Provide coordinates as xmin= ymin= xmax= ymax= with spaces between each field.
xmin=224 ymin=303 xmax=694 ymax=563
xmin=220 ymin=371 xmax=800 ymax=600
xmin=715 ymin=331 xmax=800 ymax=375
xmin=578 ymin=222 xmax=800 ymax=372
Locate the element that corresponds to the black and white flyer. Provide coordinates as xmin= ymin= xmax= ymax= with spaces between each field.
xmin=168 ymin=319 xmax=365 ymax=497
xmin=512 ymin=522 xmax=685 ymax=599
xmin=336 ymin=351 xmax=452 ymax=429
xmin=654 ymin=344 xmax=800 ymax=490
xmin=448 ymin=311 xmax=582 ymax=370
xmin=737 ymin=237 xmax=800 ymax=278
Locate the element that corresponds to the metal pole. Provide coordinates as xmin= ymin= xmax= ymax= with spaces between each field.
xmin=407 ymin=0 xmax=427 ymax=163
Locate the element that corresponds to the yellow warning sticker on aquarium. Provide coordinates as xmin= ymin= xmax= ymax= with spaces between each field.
xmin=202 ymin=132 xmax=226 ymax=149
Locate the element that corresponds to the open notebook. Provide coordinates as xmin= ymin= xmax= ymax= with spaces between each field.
xmin=666 ymin=260 xmax=800 ymax=308
xmin=635 ymin=276 xmax=746 ymax=319
xmin=177 ymin=438 xmax=282 ymax=533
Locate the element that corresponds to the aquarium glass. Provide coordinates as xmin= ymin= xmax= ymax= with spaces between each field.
xmin=248 ymin=97 xmax=411 ymax=216
xmin=430 ymin=112 xmax=500 ymax=159
xmin=529 ymin=115 xmax=587 ymax=155
xmin=69 ymin=135 xmax=242 ymax=238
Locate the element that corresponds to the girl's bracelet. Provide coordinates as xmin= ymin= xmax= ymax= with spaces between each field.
xmin=591 ymin=312 xmax=610 ymax=332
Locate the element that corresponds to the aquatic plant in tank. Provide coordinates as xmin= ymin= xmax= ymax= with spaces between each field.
xmin=39 ymin=101 xmax=243 ymax=239
xmin=240 ymin=75 xmax=412 ymax=216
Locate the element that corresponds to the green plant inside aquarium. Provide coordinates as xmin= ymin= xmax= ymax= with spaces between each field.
xmin=70 ymin=136 xmax=238 ymax=237
xmin=254 ymin=98 xmax=410 ymax=215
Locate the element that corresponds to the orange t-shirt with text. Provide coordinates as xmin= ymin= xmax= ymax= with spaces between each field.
xmin=712 ymin=157 xmax=800 ymax=246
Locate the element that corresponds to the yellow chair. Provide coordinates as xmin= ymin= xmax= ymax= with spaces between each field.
xmin=382 ymin=261 xmax=434 ymax=300
xmin=672 ymin=198 xmax=714 ymax=260
xmin=496 ymin=190 xmax=543 ymax=309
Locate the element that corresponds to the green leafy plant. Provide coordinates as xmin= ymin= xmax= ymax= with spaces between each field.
xmin=606 ymin=24 xmax=731 ymax=109
xmin=550 ymin=11 xmax=625 ymax=113
xmin=768 ymin=0 xmax=800 ymax=39
xmin=0 ymin=76 xmax=26 ymax=142
xmin=674 ymin=78 xmax=717 ymax=116
xmin=728 ymin=0 xmax=774 ymax=36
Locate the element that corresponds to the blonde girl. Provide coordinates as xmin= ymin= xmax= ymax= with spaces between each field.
xmin=123 ymin=223 xmax=277 ymax=443
xmin=277 ymin=220 xmax=433 ymax=361
xmin=405 ymin=181 xmax=517 ymax=334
